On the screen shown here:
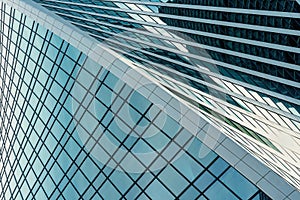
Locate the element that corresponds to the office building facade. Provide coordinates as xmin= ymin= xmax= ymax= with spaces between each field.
xmin=1 ymin=0 xmax=299 ymax=199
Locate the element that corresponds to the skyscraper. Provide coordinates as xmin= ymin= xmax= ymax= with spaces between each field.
xmin=1 ymin=0 xmax=299 ymax=199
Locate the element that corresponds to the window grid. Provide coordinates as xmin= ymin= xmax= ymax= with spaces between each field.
xmin=0 ymin=3 xmax=274 ymax=200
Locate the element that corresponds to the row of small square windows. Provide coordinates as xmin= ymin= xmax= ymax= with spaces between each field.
xmin=40 ymin=5 xmax=300 ymax=111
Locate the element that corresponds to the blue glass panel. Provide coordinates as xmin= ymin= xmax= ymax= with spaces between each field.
xmin=188 ymin=139 xmax=217 ymax=167
xmin=205 ymin=181 xmax=238 ymax=200
xmin=42 ymin=57 xmax=54 ymax=73
xmin=159 ymin=166 xmax=189 ymax=196
xmin=220 ymin=168 xmax=258 ymax=199
xmin=146 ymin=130 xmax=170 ymax=150
xmin=97 ymin=85 xmax=114 ymax=106
xmin=50 ymin=163 xmax=64 ymax=184
xmin=43 ymin=176 xmax=56 ymax=196
xmin=180 ymin=186 xmax=199 ymax=200
xmin=63 ymin=184 xmax=80 ymax=199
xmin=51 ymin=33 xmax=63 ymax=48
xmin=131 ymin=138 xmax=153 ymax=153
xmin=110 ymin=171 xmax=133 ymax=194
xmin=56 ymin=68 xmax=69 ymax=87
xmin=60 ymin=56 xmax=75 ymax=74
xmin=81 ymin=157 xmax=99 ymax=182
xmin=109 ymin=118 xmax=130 ymax=139
xmin=36 ymin=188 xmax=47 ymax=199
xmin=146 ymin=180 xmax=174 ymax=199
xmin=194 ymin=171 xmax=214 ymax=192
xmin=66 ymin=44 xmax=81 ymax=61
xmin=125 ymin=185 xmax=141 ymax=199
xmin=50 ymin=81 xmax=63 ymax=98
xmin=173 ymin=153 xmax=204 ymax=181
xmin=128 ymin=91 xmax=151 ymax=114
xmin=65 ymin=138 xmax=81 ymax=159
xmin=209 ymin=158 xmax=229 ymax=177
xmin=37 ymin=24 xmax=47 ymax=37
xmin=99 ymin=182 xmax=121 ymax=199
xmin=46 ymin=44 xmax=59 ymax=61
xmin=72 ymin=171 xmax=90 ymax=194
xmin=102 ymin=110 xmax=114 ymax=127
